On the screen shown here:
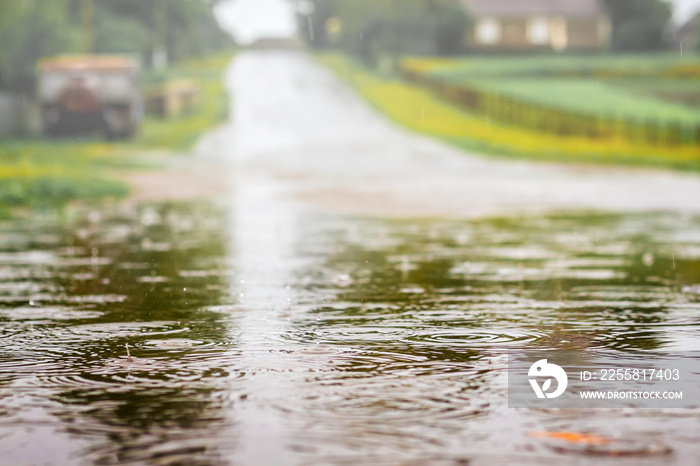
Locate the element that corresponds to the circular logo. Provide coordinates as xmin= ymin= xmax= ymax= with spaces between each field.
xmin=528 ymin=359 xmax=568 ymax=399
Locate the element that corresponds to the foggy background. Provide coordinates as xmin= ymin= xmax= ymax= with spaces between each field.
xmin=215 ymin=0 xmax=700 ymax=44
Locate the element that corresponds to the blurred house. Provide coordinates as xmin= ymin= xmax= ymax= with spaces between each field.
xmin=678 ymin=12 xmax=700 ymax=50
xmin=462 ymin=0 xmax=610 ymax=52
xmin=247 ymin=37 xmax=303 ymax=50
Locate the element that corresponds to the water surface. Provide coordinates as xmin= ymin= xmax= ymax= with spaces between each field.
xmin=1 ymin=202 xmax=699 ymax=464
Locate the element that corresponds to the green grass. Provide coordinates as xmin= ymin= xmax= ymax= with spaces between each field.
xmin=0 ymin=141 xmax=131 ymax=216
xmin=0 ymin=53 xmax=232 ymax=216
xmin=404 ymin=53 xmax=700 ymax=127
xmin=136 ymin=54 xmax=231 ymax=151
xmin=318 ymin=53 xmax=700 ymax=172
xmin=466 ymin=77 xmax=700 ymax=124
xmin=609 ymin=78 xmax=700 ymax=95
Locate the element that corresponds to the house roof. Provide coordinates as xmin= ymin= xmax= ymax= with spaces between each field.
xmin=248 ymin=37 xmax=303 ymax=50
xmin=678 ymin=12 xmax=700 ymax=36
xmin=461 ymin=0 xmax=605 ymax=18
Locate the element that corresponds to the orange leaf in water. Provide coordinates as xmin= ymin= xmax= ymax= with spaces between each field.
xmin=529 ymin=431 xmax=610 ymax=445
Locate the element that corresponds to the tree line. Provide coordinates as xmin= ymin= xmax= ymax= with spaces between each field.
xmin=0 ymin=0 xmax=232 ymax=93
xmin=296 ymin=0 xmax=470 ymax=62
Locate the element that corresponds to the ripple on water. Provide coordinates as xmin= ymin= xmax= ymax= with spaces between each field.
xmin=0 ymin=306 xmax=103 ymax=321
xmin=65 ymin=321 xmax=188 ymax=341
xmin=1 ymin=204 xmax=700 ymax=463
xmin=412 ymin=327 xmax=541 ymax=348
xmin=141 ymin=339 xmax=206 ymax=350
xmin=0 ymin=251 xmax=55 ymax=265
xmin=309 ymin=325 xmax=416 ymax=344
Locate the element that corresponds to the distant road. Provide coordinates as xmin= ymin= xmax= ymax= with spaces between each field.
xmin=201 ymin=50 xmax=700 ymax=218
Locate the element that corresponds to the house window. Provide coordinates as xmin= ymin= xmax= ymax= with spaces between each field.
xmin=550 ymin=17 xmax=568 ymax=51
xmin=598 ymin=17 xmax=611 ymax=46
xmin=476 ymin=18 xmax=501 ymax=45
xmin=527 ymin=16 xmax=550 ymax=45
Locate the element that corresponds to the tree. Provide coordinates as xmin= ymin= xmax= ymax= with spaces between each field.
xmin=295 ymin=0 xmax=337 ymax=48
xmin=0 ymin=0 xmax=232 ymax=92
xmin=0 ymin=0 xmax=81 ymax=92
xmin=430 ymin=0 xmax=471 ymax=55
xmin=92 ymin=0 xmax=232 ymax=65
xmin=602 ymin=0 xmax=672 ymax=51
xmin=295 ymin=0 xmax=470 ymax=62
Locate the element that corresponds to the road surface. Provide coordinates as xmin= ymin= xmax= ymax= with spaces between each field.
xmin=200 ymin=50 xmax=700 ymax=219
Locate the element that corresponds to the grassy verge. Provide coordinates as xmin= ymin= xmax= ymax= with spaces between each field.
xmin=405 ymin=54 xmax=700 ymax=128
xmin=137 ymin=54 xmax=231 ymax=151
xmin=318 ymin=53 xmax=700 ymax=172
xmin=0 ymin=53 xmax=232 ymax=216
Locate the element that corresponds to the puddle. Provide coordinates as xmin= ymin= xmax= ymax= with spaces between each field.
xmin=0 ymin=204 xmax=699 ymax=464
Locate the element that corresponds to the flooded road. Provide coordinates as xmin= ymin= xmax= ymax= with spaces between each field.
xmin=202 ymin=51 xmax=700 ymax=218
xmin=2 ymin=51 xmax=700 ymax=464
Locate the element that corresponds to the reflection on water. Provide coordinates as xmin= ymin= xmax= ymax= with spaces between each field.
xmin=1 ymin=203 xmax=699 ymax=464
xmin=308 ymin=213 xmax=700 ymax=353
xmin=0 ymin=202 xmax=236 ymax=464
